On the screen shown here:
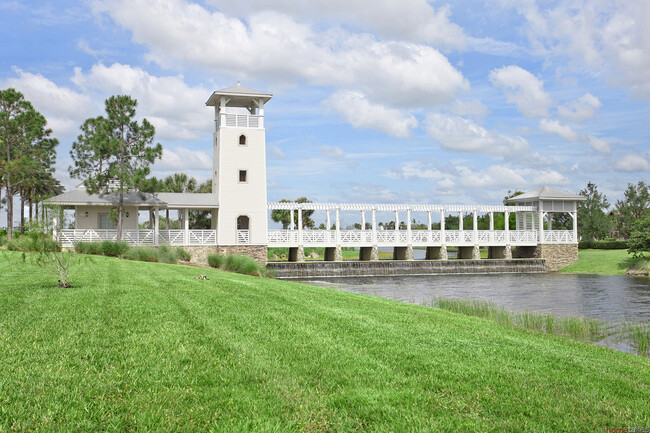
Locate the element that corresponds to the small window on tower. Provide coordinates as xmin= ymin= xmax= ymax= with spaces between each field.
xmin=239 ymin=170 xmax=247 ymax=183
xmin=239 ymin=135 xmax=246 ymax=145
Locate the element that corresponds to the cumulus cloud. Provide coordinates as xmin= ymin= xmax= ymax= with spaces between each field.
xmin=614 ymin=154 xmax=650 ymax=172
xmin=450 ymin=99 xmax=489 ymax=117
xmin=489 ymin=65 xmax=552 ymax=117
xmin=207 ymin=0 xmax=467 ymax=49
xmin=319 ymin=145 xmax=345 ymax=158
xmin=1 ymin=68 xmax=94 ymax=138
xmin=588 ymin=136 xmax=611 ymax=154
xmin=387 ymin=161 xmax=444 ymax=180
xmin=539 ymin=119 xmax=580 ymax=142
xmin=91 ymin=0 xmax=468 ymax=108
xmin=501 ymin=0 xmax=650 ymax=98
xmin=557 ymin=93 xmax=602 ymax=122
xmin=323 ymin=91 xmax=418 ymax=138
xmin=424 ymin=113 xmax=529 ymax=156
xmin=156 ymin=147 xmax=212 ymax=171
xmin=72 ymin=62 xmax=212 ymax=141
xmin=267 ymin=144 xmax=286 ymax=160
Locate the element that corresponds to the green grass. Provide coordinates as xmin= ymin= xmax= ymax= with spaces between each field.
xmin=560 ymin=248 xmax=645 ymax=275
xmin=1 ymin=250 xmax=649 ymax=432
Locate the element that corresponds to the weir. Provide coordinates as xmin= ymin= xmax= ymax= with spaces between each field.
xmin=269 ymin=259 xmax=546 ymax=279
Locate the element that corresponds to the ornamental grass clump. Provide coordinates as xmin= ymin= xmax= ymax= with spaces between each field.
xmin=75 ymin=242 xmax=103 ymax=255
xmin=100 ymin=240 xmax=130 ymax=257
xmin=157 ymin=246 xmax=178 ymax=264
xmin=207 ymin=253 xmax=225 ymax=269
xmin=176 ymin=248 xmax=191 ymax=262
xmin=125 ymin=247 xmax=160 ymax=263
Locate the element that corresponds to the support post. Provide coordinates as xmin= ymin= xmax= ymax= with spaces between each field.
xmin=440 ymin=210 xmax=446 ymax=244
xmin=539 ymin=210 xmax=545 ymax=244
xmin=154 ymin=208 xmax=159 ymax=246
xmin=371 ymin=208 xmax=377 ymax=245
xmin=394 ymin=210 xmax=399 ymax=236
xmin=489 ymin=211 xmax=494 ymax=243
xmin=473 ymin=210 xmax=478 ymax=243
xmin=298 ymin=206 xmax=303 ymax=246
xmin=459 ymin=211 xmax=463 ymax=232
xmin=406 ymin=208 xmax=412 ymax=246
xmin=505 ymin=210 xmax=510 ymax=246
xmin=572 ymin=212 xmax=577 ymax=243
xmin=361 ymin=211 xmax=366 ymax=230
xmin=335 ymin=208 xmax=341 ymax=247
xmin=290 ymin=208 xmax=295 ymax=230
xmin=184 ymin=208 xmax=189 ymax=245
xmin=52 ymin=217 xmax=58 ymax=242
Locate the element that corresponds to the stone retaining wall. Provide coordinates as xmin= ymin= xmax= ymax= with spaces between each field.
xmin=269 ymin=259 xmax=545 ymax=278
xmin=533 ymin=243 xmax=578 ymax=271
xmin=217 ymin=245 xmax=268 ymax=266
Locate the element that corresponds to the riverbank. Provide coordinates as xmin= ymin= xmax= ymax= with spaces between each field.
xmin=560 ymin=248 xmax=649 ymax=275
xmin=1 ymin=250 xmax=648 ymax=431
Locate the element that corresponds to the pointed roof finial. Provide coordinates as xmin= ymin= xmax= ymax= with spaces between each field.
xmin=236 ymin=80 xmax=241 ymax=86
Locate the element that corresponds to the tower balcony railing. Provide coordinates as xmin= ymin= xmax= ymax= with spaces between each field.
xmin=215 ymin=114 xmax=261 ymax=129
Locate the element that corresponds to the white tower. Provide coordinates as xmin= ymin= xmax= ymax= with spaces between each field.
xmin=206 ymin=84 xmax=272 ymax=253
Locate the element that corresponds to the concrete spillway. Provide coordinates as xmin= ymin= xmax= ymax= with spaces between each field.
xmin=268 ymin=259 xmax=546 ymax=279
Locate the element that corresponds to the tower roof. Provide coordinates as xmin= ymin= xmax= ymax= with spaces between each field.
xmin=206 ymin=83 xmax=272 ymax=107
xmin=505 ymin=185 xmax=585 ymax=203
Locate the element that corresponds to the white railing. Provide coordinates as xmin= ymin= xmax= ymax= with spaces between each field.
xmin=543 ymin=230 xmax=575 ymax=243
xmin=509 ymin=230 xmax=538 ymax=244
xmin=236 ymin=230 xmax=249 ymax=244
xmin=216 ymin=114 xmax=261 ymax=129
xmin=266 ymin=229 xmax=570 ymax=247
xmin=57 ymin=229 xmax=217 ymax=247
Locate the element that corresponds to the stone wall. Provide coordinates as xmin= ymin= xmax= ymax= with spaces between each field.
xmin=269 ymin=259 xmax=545 ymax=278
xmin=533 ymin=243 xmax=578 ymax=271
xmin=217 ymin=245 xmax=268 ymax=266
xmin=183 ymin=246 xmax=218 ymax=265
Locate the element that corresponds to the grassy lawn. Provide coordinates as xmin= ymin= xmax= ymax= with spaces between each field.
xmin=560 ymin=249 xmax=646 ymax=275
xmin=1 ymin=250 xmax=648 ymax=432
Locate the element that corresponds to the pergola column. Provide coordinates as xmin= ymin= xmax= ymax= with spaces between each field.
xmin=538 ymin=210 xmax=545 ymax=244
xmin=361 ymin=210 xmax=366 ymax=230
xmin=298 ymin=206 xmax=303 ymax=245
xmin=473 ymin=210 xmax=478 ymax=243
xmin=394 ymin=210 xmax=399 ymax=235
xmin=183 ymin=208 xmax=189 ymax=245
xmin=505 ymin=210 xmax=510 ymax=244
xmin=154 ymin=208 xmax=160 ymax=246
xmin=489 ymin=212 xmax=494 ymax=243
xmin=406 ymin=208 xmax=412 ymax=244
xmin=290 ymin=208 xmax=295 ymax=230
xmin=371 ymin=208 xmax=377 ymax=245
xmin=572 ymin=212 xmax=578 ymax=243
xmin=326 ymin=209 xmax=331 ymax=230
xmin=459 ymin=211 xmax=464 ymax=231
xmin=335 ymin=208 xmax=342 ymax=261
xmin=440 ymin=210 xmax=446 ymax=244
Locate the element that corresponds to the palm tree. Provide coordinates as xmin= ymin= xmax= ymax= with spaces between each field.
xmin=163 ymin=173 xmax=197 ymax=229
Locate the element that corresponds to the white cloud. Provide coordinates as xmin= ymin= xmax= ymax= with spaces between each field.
xmin=323 ymin=91 xmax=418 ymax=138
xmin=267 ymin=144 xmax=286 ymax=160
xmin=539 ymin=119 xmax=580 ymax=142
xmin=156 ymin=147 xmax=212 ymax=171
xmin=424 ymin=113 xmax=529 ymax=156
xmin=489 ymin=65 xmax=552 ymax=117
xmin=450 ymin=99 xmax=489 ymax=117
xmin=614 ymin=154 xmax=650 ymax=172
xmin=319 ymin=145 xmax=345 ymax=159
xmin=455 ymin=165 xmax=528 ymax=188
xmin=1 ymin=68 xmax=94 ymax=138
xmin=587 ymin=136 xmax=611 ymax=154
xmin=92 ymin=0 xmax=468 ymax=108
xmin=557 ymin=93 xmax=602 ymax=122
xmin=72 ymin=62 xmax=211 ymax=141
xmin=387 ymin=161 xmax=444 ymax=180
xmin=206 ymin=0 xmax=467 ymax=49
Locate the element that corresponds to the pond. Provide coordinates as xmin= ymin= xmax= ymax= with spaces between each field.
xmin=296 ymin=273 xmax=650 ymax=355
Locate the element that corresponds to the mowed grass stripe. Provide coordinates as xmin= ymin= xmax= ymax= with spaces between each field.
xmin=0 ymin=250 xmax=648 ymax=432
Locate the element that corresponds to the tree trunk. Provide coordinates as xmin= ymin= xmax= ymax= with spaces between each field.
xmin=20 ymin=192 xmax=25 ymax=234
xmin=29 ymin=188 xmax=33 ymax=222
xmin=117 ymin=190 xmax=124 ymax=242
xmin=35 ymin=197 xmax=39 ymax=223
xmin=6 ymin=180 xmax=13 ymax=241
xmin=166 ymin=209 xmax=169 ymax=229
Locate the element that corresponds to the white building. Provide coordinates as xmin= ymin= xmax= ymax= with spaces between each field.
xmin=46 ymin=84 xmax=584 ymax=270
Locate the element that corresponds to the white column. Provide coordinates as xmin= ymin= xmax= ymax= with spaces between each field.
xmin=427 ymin=211 xmax=432 ymax=230
xmin=361 ymin=210 xmax=366 ymax=230
xmin=326 ymin=209 xmax=331 ymax=230
xmin=407 ymin=208 xmax=412 ymax=245
xmin=489 ymin=212 xmax=494 ymax=243
xmin=52 ymin=216 xmax=58 ymax=242
xmin=183 ymin=208 xmax=189 ymax=245
xmin=394 ymin=210 xmax=399 ymax=235
xmin=298 ymin=207 xmax=303 ymax=245
xmin=335 ymin=208 xmax=341 ymax=245
xmin=440 ymin=210 xmax=445 ymax=244
xmin=473 ymin=210 xmax=478 ymax=243
xmin=290 ymin=208 xmax=295 ymax=230
xmin=258 ymin=101 xmax=264 ymax=128
xmin=539 ymin=210 xmax=544 ymax=244
xmin=572 ymin=212 xmax=578 ymax=243
xmin=154 ymin=208 xmax=160 ymax=246
xmin=548 ymin=213 xmax=553 ymax=231
xmin=505 ymin=210 xmax=510 ymax=243
xmin=459 ymin=211 xmax=464 ymax=231
xmin=371 ymin=208 xmax=377 ymax=245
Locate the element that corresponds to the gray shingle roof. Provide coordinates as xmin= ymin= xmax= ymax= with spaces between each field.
xmin=44 ymin=185 xmax=218 ymax=209
xmin=506 ymin=185 xmax=585 ymax=203
xmin=206 ymin=83 xmax=272 ymax=106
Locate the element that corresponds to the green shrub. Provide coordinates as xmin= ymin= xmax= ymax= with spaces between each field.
xmin=579 ymin=240 xmax=628 ymax=250
xmin=223 ymin=254 xmax=273 ymax=277
xmin=125 ymin=247 xmax=159 ymax=262
xmin=207 ymin=253 xmax=225 ymax=268
xmin=176 ymin=248 xmax=191 ymax=262
xmin=6 ymin=231 xmax=60 ymax=252
xmin=100 ymin=241 xmax=130 ymax=257
xmin=75 ymin=242 xmax=103 ymax=255
xmin=157 ymin=245 xmax=178 ymax=264
xmin=0 ymin=229 xmax=6 ymax=247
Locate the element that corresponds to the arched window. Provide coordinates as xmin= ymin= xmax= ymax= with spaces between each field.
xmin=237 ymin=215 xmax=249 ymax=230
xmin=239 ymin=135 xmax=246 ymax=145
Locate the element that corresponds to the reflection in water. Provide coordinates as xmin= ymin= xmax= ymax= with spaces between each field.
xmin=298 ymin=273 xmax=650 ymax=321
xmin=297 ymin=273 xmax=650 ymax=354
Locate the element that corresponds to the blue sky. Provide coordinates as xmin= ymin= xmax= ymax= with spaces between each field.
xmin=1 ymin=0 xmax=649 ymax=224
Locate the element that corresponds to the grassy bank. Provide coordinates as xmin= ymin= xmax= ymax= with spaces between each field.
xmin=1 ymin=250 xmax=648 ymax=431
xmin=560 ymin=248 xmax=648 ymax=275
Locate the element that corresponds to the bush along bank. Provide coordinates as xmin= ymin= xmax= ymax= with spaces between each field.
xmin=75 ymin=241 xmax=191 ymax=265
xmin=208 ymin=253 xmax=275 ymax=278
xmin=578 ymin=239 xmax=628 ymax=249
